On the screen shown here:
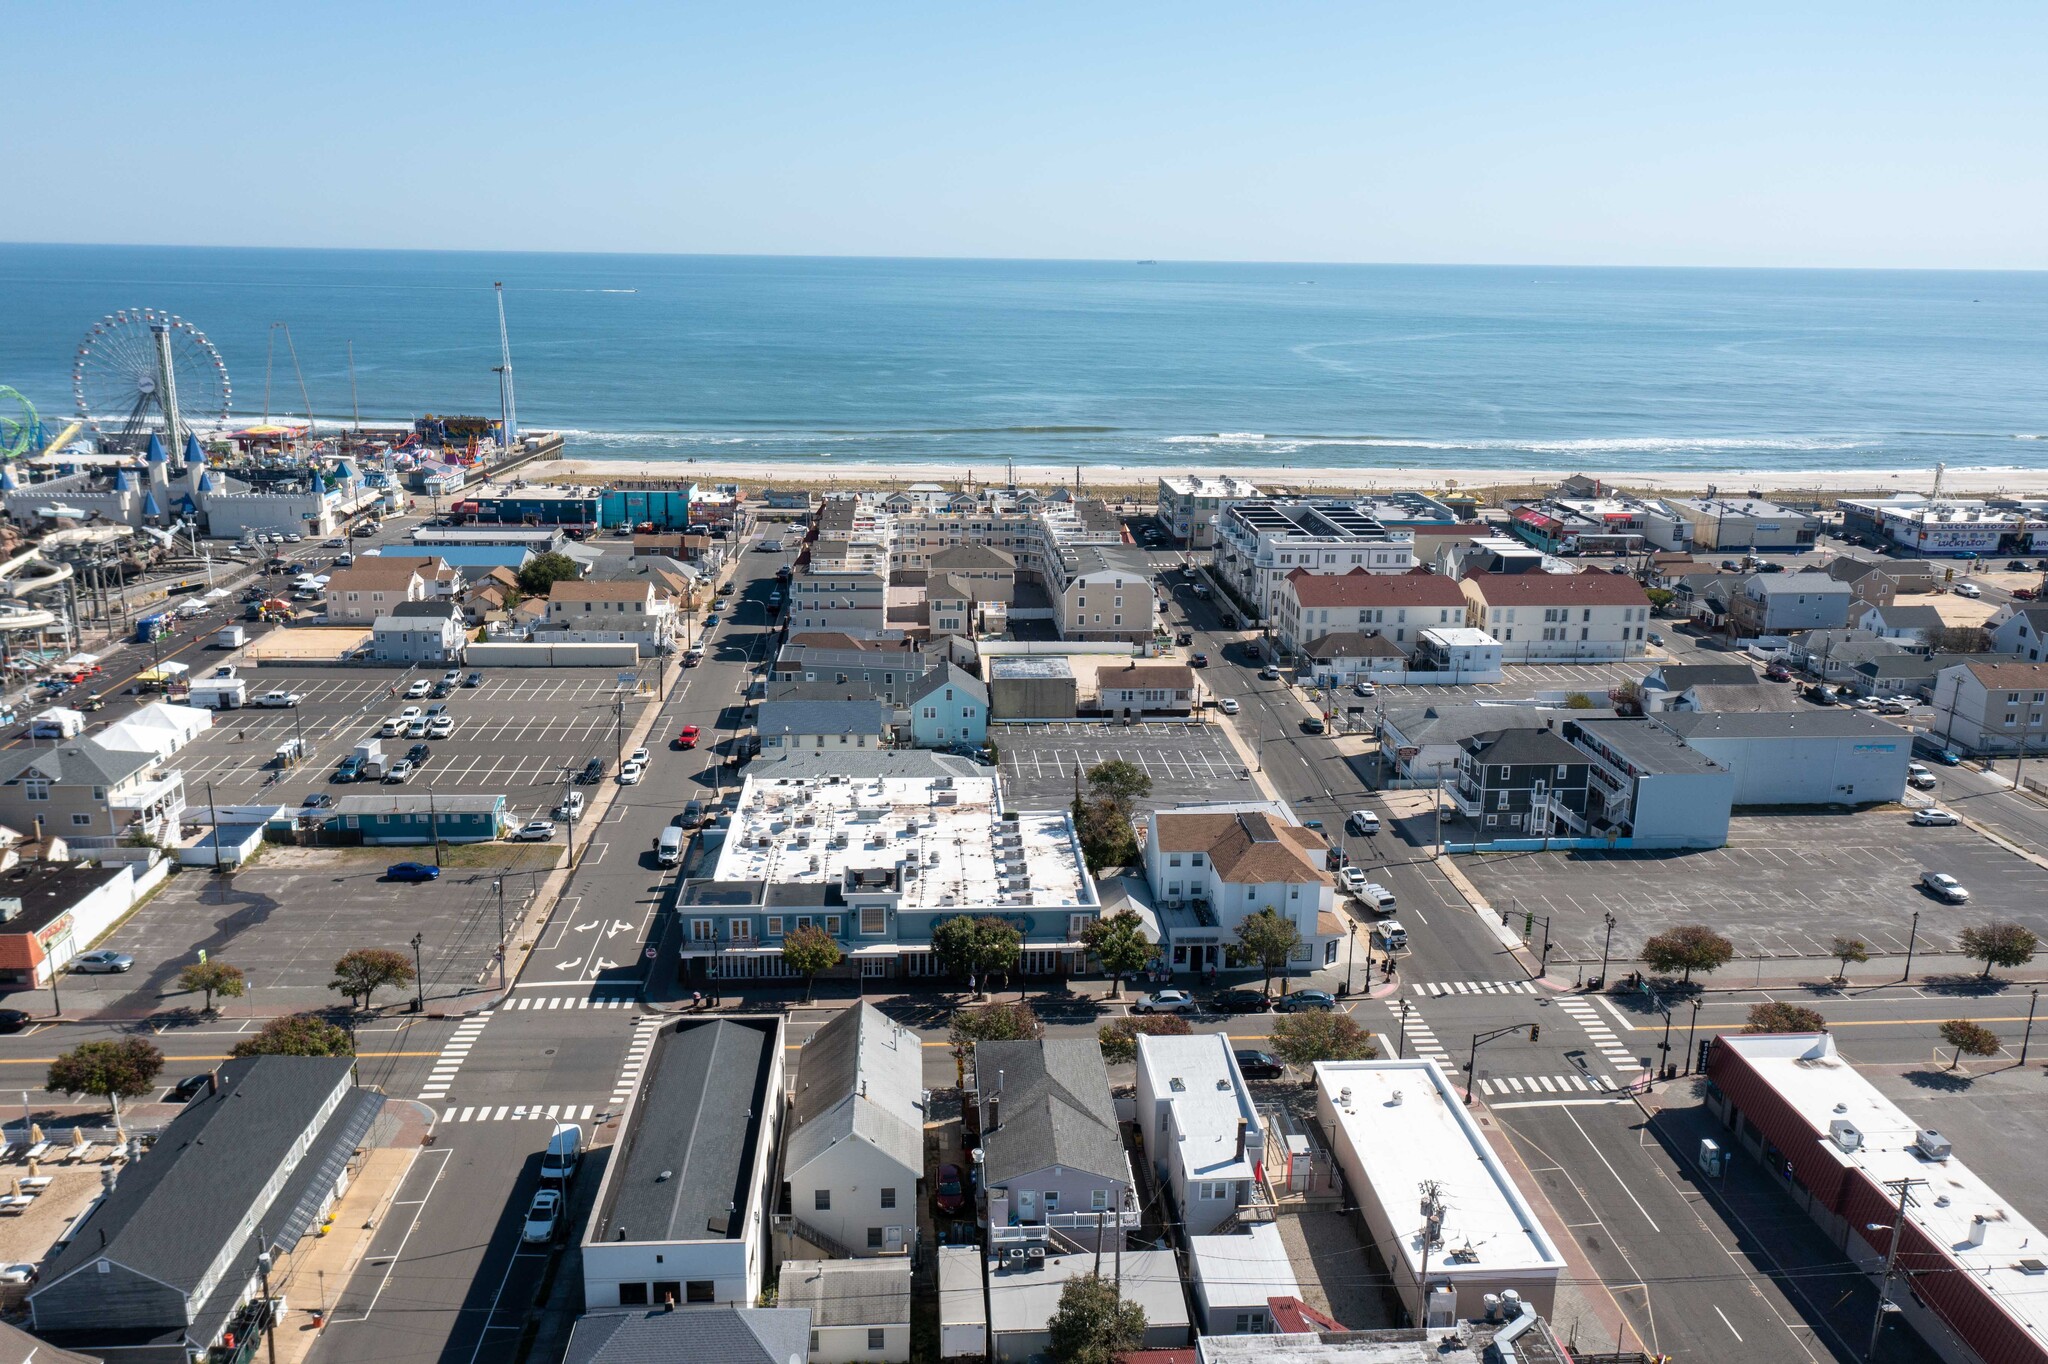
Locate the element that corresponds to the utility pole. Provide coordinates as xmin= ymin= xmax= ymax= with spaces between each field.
xmin=1414 ymin=1180 xmax=1445 ymax=1329
xmin=2022 ymin=987 xmax=2039 ymax=1066
xmin=494 ymin=878 xmax=507 ymax=989
xmin=1432 ymin=761 xmax=1451 ymax=857
xmin=1684 ymin=997 xmax=1704 ymax=1075
xmin=256 ymin=1226 xmax=280 ymax=1364
xmin=1866 ymin=1179 xmax=1927 ymax=1362
xmin=1903 ymin=911 xmax=1920 ymax=983
xmin=410 ymin=932 xmax=425 ymax=1013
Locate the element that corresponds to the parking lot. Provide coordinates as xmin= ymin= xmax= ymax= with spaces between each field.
xmin=993 ymin=720 xmax=1261 ymax=811
xmin=165 ymin=666 xmax=660 ymax=828
xmin=1459 ymin=809 xmax=2048 ymax=965
xmin=1375 ymin=661 xmax=1647 ymax=702
xmin=61 ymin=842 xmax=562 ymax=1017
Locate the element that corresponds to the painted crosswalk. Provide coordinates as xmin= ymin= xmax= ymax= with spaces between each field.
xmin=612 ymin=1015 xmax=666 ymax=1107
xmin=440 ymin=1102 xmax=603 ymax=1125
xmin=1411 ymin=980 xmax=1537 ymax=997
xmin=1555 ymin=997 xmax=1641 ymax=1069
xmin=418 ymin=1012 xmax=492 ymax=1101
xmin=503 ymin=995 xmax=638 ymax=1010
xmin=1476 ymin=1073 xmax=1618 ymax=1096
xmin=1383 ymin=1001 xmax=1453 ymax=1065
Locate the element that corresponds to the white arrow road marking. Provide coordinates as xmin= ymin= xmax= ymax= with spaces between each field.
xmin=556 ymin=958 xmax=583 ymax=970
xmin=607 ymin=920 xmax=632 ymax=938
xmin=571 ymin=921 xmax=597 ymax=933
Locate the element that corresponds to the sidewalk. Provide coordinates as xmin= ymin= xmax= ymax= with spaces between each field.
xmin=268 ymin=1098 xmax=431 ymax=1362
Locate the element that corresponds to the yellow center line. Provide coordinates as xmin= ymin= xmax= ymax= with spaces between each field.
xmin=0 ymin=1049 xmax=441 ymax=1065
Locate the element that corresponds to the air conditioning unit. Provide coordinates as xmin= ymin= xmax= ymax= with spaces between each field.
xmin=1916 ymin=1129 xmax=1953 ymax=1162
xmin=1025 ymin=1246 xmax=1046 ymax=1263
xmin=1829 ymin=1119 xmax=1863 ymax=1153
xmin=1006 ymin=1247 xmax=1027 ymax=1264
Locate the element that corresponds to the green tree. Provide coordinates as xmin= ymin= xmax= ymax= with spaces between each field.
xmin=931 ymin=914 xmax=1023 ymax=994
xmin=1081 ymin=910 xmax=1153 ymax=999
xmin=949 ymin=1000 xmax=1043 ymax=1086
xmin=1268 ymin=1011 xmax=1378 ymax=1069
xmin=1932 ymin=626 xmax=1990 ymax=654
xmin=1562 ymin=692 xmax=1599 ymax=710
xmin=1939 ymin=1019 xmax=2001 ymax=1070
xmin=329 ymin=948 xmax=417 ymax=1009
xmin=1073 ymin=795 xmax=1138 ymax=873
xmin=1096 ymin=1014 xmax=1191 ymax=1065
xmin=1235 ymin=907 xmax=1302 ymax=996
xmin=1830 ymin=936 xmax=1870 ymax=982
xmin=516 ymin=551 xmax=582 ymax=596
xmin=1744 ymin=1002 xmax=1828 ymax=1034
xmin=231 ymin=1013 xmax=356 ymax=1058
xmin=1085 ymin=759 xmax=1152 ymax=814
xmin=176 ymin=960 xmax=246 ymax=1014
xmin=47 ymin=1038 xmax=164 ymax=1119
xmin=1645 ymin=587 xmax=1676 ymax=612
xmin=1641 ymin=925 xmax=1735 ymax=983
xmin=1046 ymin=1273 xmax=1148 ymax=1364
xmin=1958 ymin=922 xmax=2039 ymax=979
xmin=781 ymin=923 xmax=843 ymax=1003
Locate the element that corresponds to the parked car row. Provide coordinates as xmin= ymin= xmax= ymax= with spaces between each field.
xmin=1130 ymin=987 xmax=1340 ymax=1016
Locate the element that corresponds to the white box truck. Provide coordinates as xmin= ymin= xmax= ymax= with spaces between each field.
xmin=353 ymin=739 xmax=386 ymax=781
xmin=212 ymin=625 xmax=248 ymax=649
xmin=188 ymin=678 xmax=248 ymax=710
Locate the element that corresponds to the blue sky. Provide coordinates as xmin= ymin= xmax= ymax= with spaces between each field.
xmin=12 ymin=3 xmax=2046 ymax=267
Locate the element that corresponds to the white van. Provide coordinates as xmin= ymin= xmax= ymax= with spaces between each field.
xmin=540 ymin=1122 xmax=583 ymax=1183
xmin=1356 ymin=883 xmax=1397 ymax=913
xmin=656 ymin=826 xmax=685 ymax=867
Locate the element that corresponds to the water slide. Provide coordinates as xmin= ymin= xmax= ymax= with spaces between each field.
xmin=0 ymin=546 xmax=75 ymax=633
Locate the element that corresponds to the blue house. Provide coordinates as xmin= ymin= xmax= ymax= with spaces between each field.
xmin=600 ymin=486 xmax=696 ymax=530
xmin=906 ymin=661 xmax=988 ymax=749
xmin=326 ymin=793 xmax=509 ymax=844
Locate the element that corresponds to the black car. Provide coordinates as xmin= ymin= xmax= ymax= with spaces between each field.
xmin=429 ymin=680 xmax=454 ymax=698
xmin=0 ymin=1009 xmax=31 ymax=1035
xmin=407 ymin=743 xmax=431 ymax=765
xmin=464 ymin=672 xmax=485 ymax=687
xmin=2009 ymin=560 xmax=2031 ymax=572
xmin=1212 ymin=988 xmax=1271 ymax=1014
xmin=301 ymin=792 xmax=334 ymax=809
xmin=579 ymin=757 xmax=605 ymax=784
xmin=169 ymin=1073 xmax=211 ymax=1103
xmin=1190 ymin=652 xmax=1209 ymax=667
xmin=1234 ymin=1049 xmax=1285 ymax=1080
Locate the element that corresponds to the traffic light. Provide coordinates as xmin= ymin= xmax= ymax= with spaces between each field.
xmin=1528 ymin=1023 xmax=1540 ymax=1044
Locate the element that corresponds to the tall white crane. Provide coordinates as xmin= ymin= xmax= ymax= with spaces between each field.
xmin=494 ymin=281 xmax=518 ymax=449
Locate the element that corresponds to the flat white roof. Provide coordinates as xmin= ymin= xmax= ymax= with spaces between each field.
xmin=713 ymin=773 xmax=1090 ymax=911
xmin=1190 ymin=1222 xmax=1300 ymax=1310
xmin=1720 ymin=1033 xmax=2048 ymax=1344
xmin=1422 ymin=627 xmax=1498 ymax=647
xmin=1316 ymin=1060 xmax=1564 ymax=1278
xmin=987 ymin=1248 xmax=1187 ymax=1336
xmin=1137 ymin=1033 xmax=1261 ymax=1182
xmin=938 ymin=1246 xmax=987 ymax=1329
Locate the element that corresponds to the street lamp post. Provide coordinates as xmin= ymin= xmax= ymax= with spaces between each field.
xmin=2023 ymin=988 xmax=2040 ymax=1067
xmin=410 ymin=932 xmax=425 ymax=1013
xmin=1597 ymin=911 xmax=1617 ymax=989
xmin=1658 ymin=1003 xmax=1675 ymax=1079
xmin=1902 ymin=911 xmax=1920 ymax=983
xmin=493 ymin=877 xmax=507 ymax=989
xmin=1396 ymin=1000 xmax=1410 ymax=1059
xmin=426 ymin=786 xmax=441 ymax=868
xmin=1684 ymin=997 xmax=1703 ymax=1075
xmin=1345 ymin=921 xmax=1357 ymax=996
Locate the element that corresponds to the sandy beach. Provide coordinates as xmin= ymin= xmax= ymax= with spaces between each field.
xmin=520 ymin=454 xmax=2048 ymax=503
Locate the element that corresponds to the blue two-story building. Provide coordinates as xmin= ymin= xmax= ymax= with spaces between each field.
xmin=675 ymin=755 xmax=1102 ymax=983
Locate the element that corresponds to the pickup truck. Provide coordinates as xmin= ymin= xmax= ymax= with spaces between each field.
xmin=252 ymin=691 xmax=302 ymax=708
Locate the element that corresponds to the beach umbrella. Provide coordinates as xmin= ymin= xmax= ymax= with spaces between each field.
xmin=26 ymin=1159 xmax=38 ymax=1179
xmin=67 ymin=1127 xmax=81 ymax=1150
xmin=7 ymin=1178 xmax=16 ymax=1199
xmin=29 ymin=1124 xmax=42 ymax=1144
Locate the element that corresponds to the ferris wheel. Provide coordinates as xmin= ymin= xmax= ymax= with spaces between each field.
xmin=0 ymin=387 xmax=36 ymax=461
xmin=72 ymin=308 xmax=232 ymax=452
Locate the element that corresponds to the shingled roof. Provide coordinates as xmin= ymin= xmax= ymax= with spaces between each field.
xmin=976 ymin=1038 xmax=1125 ymax=1186
xmin=1151 ymin=809 xmax=1329 ymax=886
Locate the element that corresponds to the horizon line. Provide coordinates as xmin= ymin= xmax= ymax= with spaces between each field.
xmin=1 ymin=239 xmax=2044 ymax=276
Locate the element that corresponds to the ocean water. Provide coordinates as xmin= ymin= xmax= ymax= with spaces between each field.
xmin=1 ymin=243 xmax=2045 ymax=476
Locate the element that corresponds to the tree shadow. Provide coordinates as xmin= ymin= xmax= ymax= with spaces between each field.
xmin=1901 ymin=1068 xmax=1975 ymax=1092
xmin=1922 ymin=974 xmax=2008 ymax=997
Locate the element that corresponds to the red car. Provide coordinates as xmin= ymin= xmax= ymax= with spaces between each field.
xmin=935 ymin=1162 xmax=966 ymax=1215
xmin=2013 ymin=587 xmax=2038 ymax=601
xmin=676 ymin=725 xmax=700 ymax=750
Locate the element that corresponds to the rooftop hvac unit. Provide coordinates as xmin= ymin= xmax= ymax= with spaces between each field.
xmin=1024 ymin=1246 xmax=1046 ymax=1264
xmin=1006 ymin=1247 xmax=1026 ymax=1264
xmin=1916 ymin=1129 xmax=1953 ymax=1161
xmin=1829 ymin=1119 xmax=1863 ymax=1153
